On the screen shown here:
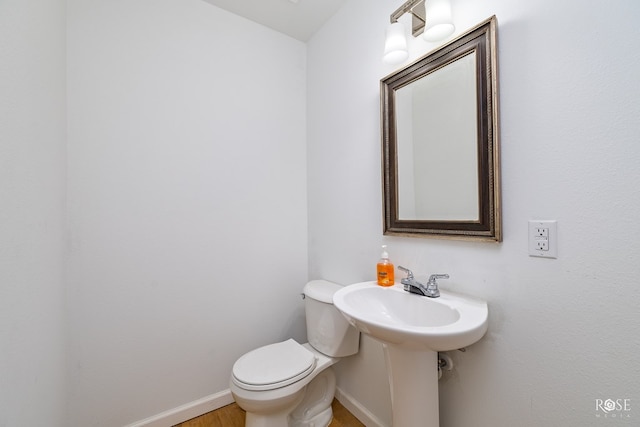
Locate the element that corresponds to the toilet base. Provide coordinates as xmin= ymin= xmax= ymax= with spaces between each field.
xmin=290 ymin=407 xmax=332 ymax=427
xmin=234 ymin=365 xmax=337 ymax=427
xmin=289 ymin=368 xmax=335 ymax=427
xmin=244 ymin=391 xmax=304 ymax=427
xmin=234 ymin=385 xmax=306 ymax=427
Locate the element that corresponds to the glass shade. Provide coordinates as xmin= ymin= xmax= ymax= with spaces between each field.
xmin=383 ymin=22 xmax=409 ymax=64
xmin=423 ymin=0 xmax=455 ymax=42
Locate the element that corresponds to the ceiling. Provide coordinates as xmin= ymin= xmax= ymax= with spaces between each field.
xmin=201 ymin=0 xmax=350 ymax=42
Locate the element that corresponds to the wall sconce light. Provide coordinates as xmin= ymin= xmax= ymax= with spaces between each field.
xmin=383 ymin=0 xmax=455 ymax=64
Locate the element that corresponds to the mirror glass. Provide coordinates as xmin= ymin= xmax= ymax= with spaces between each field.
xmin=396 ymin=52 xmax=478 ymax=221
xmin=381 ymin=16 xmax=501 ymax=241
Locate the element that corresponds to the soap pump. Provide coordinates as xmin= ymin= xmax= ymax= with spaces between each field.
xmin=376 ymin=245 xmax=395 ymax=287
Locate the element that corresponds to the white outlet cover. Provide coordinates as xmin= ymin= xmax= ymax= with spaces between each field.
xmin=528 ymin=220 xmax=557 ymax=258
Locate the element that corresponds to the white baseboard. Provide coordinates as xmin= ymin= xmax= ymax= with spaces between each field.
xmin=335 ymin=387 xmax=387 ymax=427
xmin=124 ymin=386 xmax=385 ymax=427
xmin=124 ymin=389 xmax=234 ymax=427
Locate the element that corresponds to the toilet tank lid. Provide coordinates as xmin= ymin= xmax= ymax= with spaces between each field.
xmin=303 ymin=280 xmax=344 ymax=303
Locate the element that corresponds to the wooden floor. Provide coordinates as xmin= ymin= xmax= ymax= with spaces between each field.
xmin=173 ymin=399 xmax=365 ymax=427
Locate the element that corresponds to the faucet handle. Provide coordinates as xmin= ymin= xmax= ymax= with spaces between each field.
xmin=397 ymin=266 xmax=414 ymax=279
xmin=424 ymin=274 xmax=448 ymax=298
xmin=428 ymin=273 xmax=449 ymax=284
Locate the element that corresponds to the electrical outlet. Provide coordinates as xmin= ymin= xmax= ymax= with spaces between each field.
xmin=528 ymin=220 xmax=557 ymax=258
xmin=535 ymin=228 xmax=548 ymax=238
xmin=536 ymin=240 xmax=548 ymax=251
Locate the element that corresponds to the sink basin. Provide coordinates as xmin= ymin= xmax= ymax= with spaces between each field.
xmin=333 ymin=281 xmax=489 ymax=426
xmin=333 ymin=281 xmax=488 ymax=351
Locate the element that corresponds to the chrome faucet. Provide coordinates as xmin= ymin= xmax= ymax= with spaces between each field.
xmin=398 ymin=266 xmax=449 ymax=298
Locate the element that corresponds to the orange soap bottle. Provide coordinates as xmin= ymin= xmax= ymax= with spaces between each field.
xmin=376 ymin=245 xmax=395 ymax=287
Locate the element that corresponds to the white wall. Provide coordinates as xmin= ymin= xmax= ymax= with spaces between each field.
xmin=0 ymin=0 xmax=67 ymax=425
xmin=308 ymin=0 xmax=640 ymax=426
xmin=3 ymin=0 xmax=639 ymax=425
xmin=66 ymin=0 xmax=308 ymax=425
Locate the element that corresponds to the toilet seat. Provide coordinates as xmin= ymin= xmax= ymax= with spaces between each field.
xmin=232 ymin=339 xmax=317 ymax=392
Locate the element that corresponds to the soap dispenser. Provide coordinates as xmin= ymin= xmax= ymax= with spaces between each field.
xmin=377 ymin=245 xmax=395 ymax=287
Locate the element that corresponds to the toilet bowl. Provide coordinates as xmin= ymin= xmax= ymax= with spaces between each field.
xmin=230 ymin=280 xmax=360 ymax=427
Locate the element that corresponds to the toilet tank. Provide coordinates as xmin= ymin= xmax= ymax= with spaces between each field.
xmin=303 ymin=280 xmax=360 ymax=357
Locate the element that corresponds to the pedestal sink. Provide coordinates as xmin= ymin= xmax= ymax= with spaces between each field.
xmin=333 ymin=281 xmax=488 ymax=427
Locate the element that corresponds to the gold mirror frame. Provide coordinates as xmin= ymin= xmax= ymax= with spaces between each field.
xmin=381 ymin=16 xmax=501 ymax=241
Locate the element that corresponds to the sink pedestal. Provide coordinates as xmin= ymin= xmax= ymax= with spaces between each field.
xmin=383 ymin=344 xmax=439 ymax=427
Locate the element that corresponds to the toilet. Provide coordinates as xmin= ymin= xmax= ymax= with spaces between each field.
xmin=230 ymin=280 xmax=360 ymax=427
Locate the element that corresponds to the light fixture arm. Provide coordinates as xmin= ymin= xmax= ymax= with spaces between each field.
xmin=389 ymin=0 xmax=426 ymax=36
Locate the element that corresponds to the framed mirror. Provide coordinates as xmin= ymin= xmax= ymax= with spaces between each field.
xmin=381 ymin=16 xmax=501 ymax=241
